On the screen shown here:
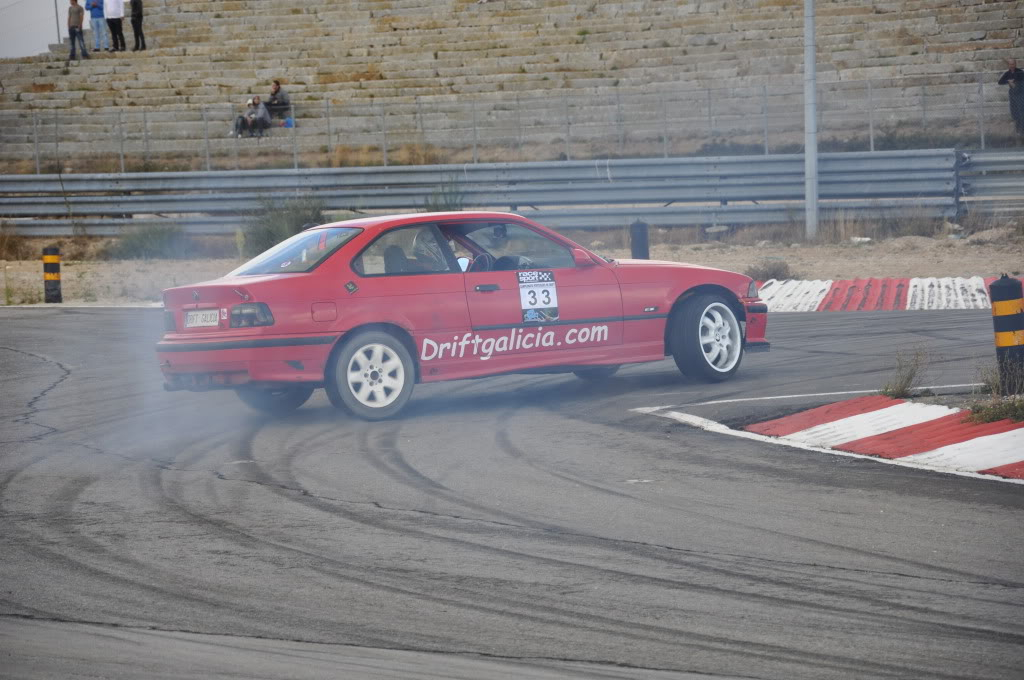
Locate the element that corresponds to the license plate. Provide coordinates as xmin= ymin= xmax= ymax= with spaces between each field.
xmin=185 ymin=310 xmax=220 ymax=328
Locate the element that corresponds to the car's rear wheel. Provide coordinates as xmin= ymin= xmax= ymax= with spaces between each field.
xmin=670 ymin=293 xmax=743 ymax=382
xmin=235 ymin=385 xmax=314 ymax=414
xmin=573 ymin=365 xmax=620 ymax=380
xmin=327 ymin=331 xmax=415 ymax=420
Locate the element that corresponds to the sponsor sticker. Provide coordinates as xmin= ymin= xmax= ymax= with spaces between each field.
xmin=518 ymin=270 xmax=558 ymax=323
xmin=420 ymin=324 xmax=610 ymax=362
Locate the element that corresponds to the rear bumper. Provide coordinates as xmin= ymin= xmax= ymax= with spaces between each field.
xmin=156 ymin=333 xmax=338 ymax=391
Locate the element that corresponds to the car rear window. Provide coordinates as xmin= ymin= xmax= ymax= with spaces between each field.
xmin=228 ymin=227 xmax=361 ymax=276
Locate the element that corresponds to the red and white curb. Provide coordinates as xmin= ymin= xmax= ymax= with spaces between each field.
xmin=758 ymin=276 xmax=1019 ymax=312
xmin=634 ymin=395 xmax=1024 ymax=484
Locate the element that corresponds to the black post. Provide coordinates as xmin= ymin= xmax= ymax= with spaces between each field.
xmin=990 ymin=274 xmax=1024 ymax=395
xmin=629 ymin=220 xmax=650 ymax=260
xmin=43 ymin=247 xmax=62 ymax=303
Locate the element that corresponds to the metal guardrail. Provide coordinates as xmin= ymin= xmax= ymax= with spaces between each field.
xmin=959 ymin=150 xmax=1024 ymax=214
xmin=1 ymin=149 xmax=966 ymax=234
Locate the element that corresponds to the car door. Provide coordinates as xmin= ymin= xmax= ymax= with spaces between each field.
xmin=448 ymin=221 xmax=623 ymax=369
xmin=348 ymin=223 xmax=477 ymax=381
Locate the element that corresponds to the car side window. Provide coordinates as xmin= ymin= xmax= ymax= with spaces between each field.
xmin=464 ymin=223 xmax=574 ymax=270
xmin=352 ymin=225 xmax=456 ymax=276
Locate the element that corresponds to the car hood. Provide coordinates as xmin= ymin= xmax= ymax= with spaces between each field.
xmin=613 ymin=258 xmax=737 ymax=275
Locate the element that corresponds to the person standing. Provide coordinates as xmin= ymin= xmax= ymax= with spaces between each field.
xmin=130 ymin=0 xmax=145 ymax=51
xmin=67 ymin=0 xmax=90 ymax=61
xmin=104 ymin=0 xmax=126 ymax=52
xmin=998 ymin=58 xmax=1024 ymax=138
xmin=85 ymin=0 xmax=109 ymax=52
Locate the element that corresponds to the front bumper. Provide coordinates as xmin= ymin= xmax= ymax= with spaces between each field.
xmin=743 ymin=301 xmax=769 ymax=352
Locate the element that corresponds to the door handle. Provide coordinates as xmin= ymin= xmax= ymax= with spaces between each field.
xmin=474 ymin=284 xmax=500 ymax=292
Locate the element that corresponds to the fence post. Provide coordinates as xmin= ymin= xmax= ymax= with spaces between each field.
xmin=706 ymin=88 xmax=714 ymax=145
xmin=379 ymin=103 xmax=388 ymax=166
xmin=231 ymin=105 xmax=239 ymax=170
xmin=990 ymin=274 xmax=1024 ymax=395
xmin=615 ymin=88 xmax=625 ymax=154
xmin=471 ymin=99 xmax=478 ymax=163
xmin=326 ymin=99 xmax=334 ymax=165
xmin=868 ymin=80 xmax=875 ymax=152
xmin=515 ymin=94 xmax=523 ymax=156
xmin=921 ymin=83 xmax=928 ymax=128
xmin=291 ymin=103 xmax=299 ymax=170
xmin=201 ymin=106 xmax=211 ymax=171
xmin=142 ymin=109 xmax=150 ymax=168
xmin=977 ymin=73 xmax=986 ymax=150
xmin=563 ymin=96 xmax=571 ymax=160
xmin=54 ymin=110 xmax=59 ymax=169
xmin=32 ymin=112 xmax=41 ymax=174
xmin=761 ymin=84 xmax=770 ymax=155
xmin=117 ymin=110 xmax=125 ymax=173
xmin=660 ymin=94 xmax=668 ymax=158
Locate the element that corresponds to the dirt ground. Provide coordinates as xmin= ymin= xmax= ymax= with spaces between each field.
xmin=1 ymin=228 xmax=1021 ymax=306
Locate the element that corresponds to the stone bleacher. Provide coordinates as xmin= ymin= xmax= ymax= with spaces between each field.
xmin=0 ymin=0 xmax=1020 ymax=165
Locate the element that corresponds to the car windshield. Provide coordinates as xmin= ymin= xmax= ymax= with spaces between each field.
xmin=228 ymin=227 xmax=361 ymax=276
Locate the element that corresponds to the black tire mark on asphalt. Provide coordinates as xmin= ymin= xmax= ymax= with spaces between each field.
xmin=196 ymin=418 xmax=1014 ymax=678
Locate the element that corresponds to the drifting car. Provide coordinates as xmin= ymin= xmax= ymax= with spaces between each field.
xmin=157 ymin=211 xmax=769 ymax=419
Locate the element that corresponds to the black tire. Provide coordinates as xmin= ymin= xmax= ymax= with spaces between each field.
xmin=573 ymin=365 xmax=620 ymax=380
xmin=670 ymin=293 xmax=744 ymax=382
xmin=325 ymin=330 xmax=415 ymax=420
xmin=235 ymin=385 xmax=314 ymax=414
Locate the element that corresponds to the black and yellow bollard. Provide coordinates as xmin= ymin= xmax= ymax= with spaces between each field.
xmin=42 ymin=246 xmax=61 ymax=303
xmin=990 ymin=274 xmax=1024 ymax=395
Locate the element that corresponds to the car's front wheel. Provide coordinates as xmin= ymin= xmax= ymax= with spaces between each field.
xmin=670 ymin=294 xmax=743 ymax=382
xmin=327 ymin=331 xmax=415 ymax=420
xmin=235 ymin=385 xmax=314 ymax=414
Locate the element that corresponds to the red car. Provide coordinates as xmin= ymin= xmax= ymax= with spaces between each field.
xmin=157 ymin=211 xmax=769 ymax=419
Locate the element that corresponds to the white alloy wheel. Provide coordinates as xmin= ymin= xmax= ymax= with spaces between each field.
xmin=671 ymin=294 xmax=744 ymax=382
xmin=328 ymin=330 xmax=416 ymax=420
xmin=346 ymin=342 xmax=406 ymax=408
xmin=698 ymin=302 xmax=742 ymax=373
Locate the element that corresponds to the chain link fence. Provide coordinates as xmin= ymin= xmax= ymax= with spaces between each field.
xmin=3 ymin=73 xmax=1021 ymax=174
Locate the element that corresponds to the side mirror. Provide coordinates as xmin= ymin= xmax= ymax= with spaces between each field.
xmin=572 ymin=248 xmax=596 ymax=267
xmin=457 ymin=256 xmax=470 ymax=272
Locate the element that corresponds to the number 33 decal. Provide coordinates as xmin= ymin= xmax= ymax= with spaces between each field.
xmin=518 ymin=271 xmax=559 ymax=322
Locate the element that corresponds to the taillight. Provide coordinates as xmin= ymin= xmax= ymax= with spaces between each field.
xmin=164 ymin=310 xmax=176 ymax=331
xmin=230 ymin=302 xmax=274 ymax=328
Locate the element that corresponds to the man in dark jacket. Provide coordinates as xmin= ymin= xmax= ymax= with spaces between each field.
xmin=267 ymin=80 xmax=291 ymax=119
xmin=998 ymin=58 xmax=1024 ymax=137
xmin=130 ymin=0 xmax=145 ymax=51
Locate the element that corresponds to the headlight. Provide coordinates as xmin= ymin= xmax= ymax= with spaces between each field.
xmin=230 ymin=302 xmax=274 ymax=327
xmin=747 ymin=280 xmax=759 ymax=298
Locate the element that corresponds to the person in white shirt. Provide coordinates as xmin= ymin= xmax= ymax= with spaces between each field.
xmin=103 ymin=0 xmax=126 ymax=51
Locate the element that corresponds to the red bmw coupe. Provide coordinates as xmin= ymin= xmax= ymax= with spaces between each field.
xmin=157 ymin=211 xmax=769 ymax=419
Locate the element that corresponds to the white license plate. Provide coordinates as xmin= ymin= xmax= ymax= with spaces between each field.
xmin=185 ymin=310 xmax=220 ymax=328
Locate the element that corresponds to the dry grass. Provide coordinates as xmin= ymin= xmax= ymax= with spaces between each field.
xmin=880 ymin=345 xmax=933 ymax=398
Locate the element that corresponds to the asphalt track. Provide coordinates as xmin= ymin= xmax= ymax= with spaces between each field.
xmin=1 ymin=308 xmax=1022 ymax=680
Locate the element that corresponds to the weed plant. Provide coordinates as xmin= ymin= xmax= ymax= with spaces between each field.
xmin=102 ymin=224 xmax=198 ymax=259
xmin=880 ymin=345 xmax=931 ymax=398
xmin=242 ymin=196 xmax=325 ymax=256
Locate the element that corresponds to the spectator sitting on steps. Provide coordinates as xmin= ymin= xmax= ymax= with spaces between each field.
xmin=233 ymin=97 xmax=272 ymax=138
xmin=267 ymin=80 xmax=291 ymax=120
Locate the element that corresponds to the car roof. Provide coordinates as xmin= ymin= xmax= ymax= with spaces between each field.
xmin=307 ymin=211 xmax=530 ymax=234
